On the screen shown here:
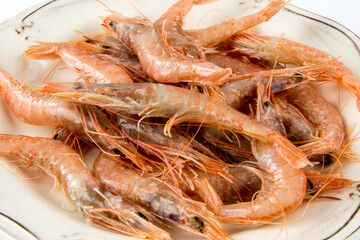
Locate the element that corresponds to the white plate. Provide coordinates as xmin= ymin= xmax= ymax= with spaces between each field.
xmin=0 ymin=0 xmax=360 ymax=239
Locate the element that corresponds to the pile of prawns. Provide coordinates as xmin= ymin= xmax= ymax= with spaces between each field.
xmin=0 ymin=0 xmax=359 ymax=239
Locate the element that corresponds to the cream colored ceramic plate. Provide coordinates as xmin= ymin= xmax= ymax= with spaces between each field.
xmin=0 ymin=0 xmax=360 ymax=239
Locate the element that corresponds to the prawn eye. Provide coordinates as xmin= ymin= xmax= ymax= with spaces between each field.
xmin=306 ymin=179 xmax=315 ymax=195
xmin=137 ymin=212 xmax=149 ymax=221
xmin=101 ymin=44 xmax=112 ymax=49
xmin=113 ymin=148 xmax=126 ymax=157
xmin=52 ymin=133 xmax=59 ymax=140
xmin=323 ymin=154 xmax=334 ymax=165
xmin=189 ymin=216 xmax=205 ymax=233
xmin=194 ymin=85 xmax=204 ymax=93
xmin=263 ymin=101 xmax=273 ymax=110
xmin=291 ymin=73 xmax=303 ymax=83
xmin=109 ymin=20 xmax=116 ymax=29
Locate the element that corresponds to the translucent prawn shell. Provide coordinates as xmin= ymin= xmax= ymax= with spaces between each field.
xmin=0 ymin=0 xmax=360 ymax=239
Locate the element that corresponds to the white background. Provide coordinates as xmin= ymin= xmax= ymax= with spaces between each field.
xmin=0 ymin=0 xmax=360 ymax=36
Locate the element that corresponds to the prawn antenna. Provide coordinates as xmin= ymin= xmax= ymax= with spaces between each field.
xmin=96 ymin=0 xmax=121 ymax=15
xmin=126 ymin=0 xmax=153 ymax=24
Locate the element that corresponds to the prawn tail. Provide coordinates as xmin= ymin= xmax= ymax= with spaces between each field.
xmin=298 ymin=138 xmax=339 ymax=156
xmin=268 ymin=132 xmax=312 ymax=168
xmin=201 ymin=68 xmax=232 ymax=85
xmin=225 ymin=32 xmax=266 ymax=59
xmin=24 ymin=41 xmax=60 ymax=60
xmin=194 ymin=0 xmax=219 ymax=5
xmin=192 ymin=179 xmax=224 ymax=213
xmin=0 ymin=68 xmax=19 ymax=92
xmin=261 ymin=0 xmax=287 ymax=21
xmin=303 ymin=169 xmax=356 ymax=196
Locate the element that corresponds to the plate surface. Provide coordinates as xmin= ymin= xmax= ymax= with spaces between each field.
xmin=0 ymin=0 xmax=360 ymax=239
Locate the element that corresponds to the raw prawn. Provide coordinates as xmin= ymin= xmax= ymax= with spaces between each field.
xmin=227 ymin=32 xmax=360 ymax=110
xmin=0 ymin=69 xmax=151 ymax=170
xmin=24 ymin=42 xmax=133 ymax=84
xmin=184 ymin=0 xmax=286 ymax=47
xmin=103 ymin=14 xmax=232 ymax=85
xmin=0 ymin=134 xmax=170 ymax=240
xmin=93 ymin=153 xmax=231 ymax=240
xmin=193 ymin=85 xmax=306 ymax=224
xmin=278 ymin=84 xmax=345 ymax=156
xmin=55 ymin=82 xmax=311 ymax=169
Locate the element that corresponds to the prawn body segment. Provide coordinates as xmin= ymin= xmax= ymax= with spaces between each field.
xmin=179 ymin=165 xmax=262 ymax=203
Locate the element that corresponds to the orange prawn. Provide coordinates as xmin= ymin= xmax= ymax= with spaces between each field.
xmin=0 ymin=69 xmax=151 ymax=170
xmin=184 ymin=0 xmax=286 ymax=47
xmin=192 ymin=84 xmax=307 ymax=224
xmin=93 ymin=153 xmax=231 ymax=240
xmin=228 ymin=32 xmax=360 ymax=110
xmin=278 ymin=84 xmax=345 ymax=156
xmin=103 ymin=14 xmax=232 ymax=85
xmin=154 ymin=0 xmax=217 ymax=59
xmin=0 ymin=134 xmax=170 ymax=240
xmin=24 ymin=42 xmax=133 ymax=84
